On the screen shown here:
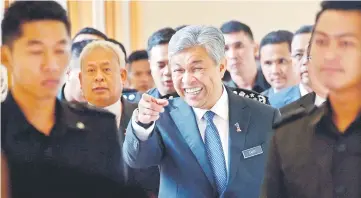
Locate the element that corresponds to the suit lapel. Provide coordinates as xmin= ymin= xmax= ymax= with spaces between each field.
xmin=169 ymin=99 xmax=216 ymax=190
xmin=300 ymin=92 xmax=316 ymax=109
xmin=226 ymin=90 xmax=250 ymax=186
xmin=119 ymin=99 xmax=137 ymax=142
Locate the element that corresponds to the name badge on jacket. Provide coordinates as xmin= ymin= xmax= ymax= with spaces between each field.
xmin=242 ymin=145 xmax=263 ymax=159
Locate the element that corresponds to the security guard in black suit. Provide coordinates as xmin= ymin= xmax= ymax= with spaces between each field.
xmin=1 ymin=1 xmax=147 ymax=197
xmin=261 ymin=1 xmax=361 ymax=198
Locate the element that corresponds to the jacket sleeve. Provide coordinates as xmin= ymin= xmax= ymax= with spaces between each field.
xmin=260 ymin=131 xmax=287 ymax=198
xmin=122 ymin=111 xmax=164 ymax=169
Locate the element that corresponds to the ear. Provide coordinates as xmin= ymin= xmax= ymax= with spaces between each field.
xmin=253 ymin=42 xmax=260 ymax=60
xmin=120 ymin=68 xmax=128 ymax=86
xmin=78 ymin=71 xmax=83 ymax=90
xmin=218 ymin=58 xmax=227 ymax=79
xmin=1 ymin=45 xmax=12 ymax=72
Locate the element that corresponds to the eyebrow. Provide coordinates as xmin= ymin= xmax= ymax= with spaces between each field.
xmin=226 ymin=41 xmax=243 ymax=46
xmin=26 ymin=39 xmax=68 ymax=46
xmin=314 ymin=31 xmax=359 ymax=39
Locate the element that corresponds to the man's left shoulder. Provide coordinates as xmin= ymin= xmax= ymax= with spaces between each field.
xmin=64 ymin=101 xmax=116 ymax=120
xmin=228 ymin=87 xmax=270 ymax=105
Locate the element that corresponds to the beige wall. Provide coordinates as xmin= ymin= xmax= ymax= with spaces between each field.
xmin=131 ymin=0 xmax=322 ymax=51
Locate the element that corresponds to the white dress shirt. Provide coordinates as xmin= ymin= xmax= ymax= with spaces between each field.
xmin=299 ymin=83 xmax=310 ymax=97
xmin=90 ymin=99 xmax=122 ymax=128
xmin=314 ymin=94 xmax=326 ymax=107
xmin=132 ymin=88 xmax=230 ymax=171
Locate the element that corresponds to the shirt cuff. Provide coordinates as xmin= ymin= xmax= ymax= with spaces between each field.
xmin=131 ymin=109 xmax=155 ymax=141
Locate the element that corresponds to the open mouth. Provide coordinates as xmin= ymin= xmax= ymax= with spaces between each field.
xmin=184 ymin=87 xmax=202 ymax=95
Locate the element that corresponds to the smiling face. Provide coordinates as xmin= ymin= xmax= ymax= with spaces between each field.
xmin=79 ymin=46 xmax=127 ymax=107
xmin=170 ymin=46 xmax=226 ymax=109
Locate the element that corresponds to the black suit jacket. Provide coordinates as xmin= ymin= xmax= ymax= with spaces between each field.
xmin=280 ymin=92 xmax=316 ymax=115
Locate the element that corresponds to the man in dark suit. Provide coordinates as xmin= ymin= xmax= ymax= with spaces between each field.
xmin=259 ymin=30 xmax=300 ymax=108
xmin=0 ymin=1 xmax=143 ymax=197
xmin=261 ymin=1 xmax=361 ymax=197
xmin=78 ymin=40 xmax=159 ymax=196
xmin=146 ymin=27 xmax=179 ymax=99
xmin=221 ymin=20 xmax=270 ymax=93
xmin=123 ymin=25 xmax=280 ymax=198
xmin=280 ymin=30 xmax=329 ymax=114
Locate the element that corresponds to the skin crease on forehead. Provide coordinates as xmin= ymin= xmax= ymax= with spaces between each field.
xmin=170 ymin=46 xmax=226 ymax=109
xmin=310 ymin=10 xmax=361 ymax=93
xmin=2 ymin=20 xmax=70 ymax=100
xmin=79 ymin=46 xmax=126 ymax=107
xmin=149 ymin=44 xmax=175 ymax=95
xmin=129 ymin=59 xmax=154 ymax=92
xmin=223 ymin=31 xmax=257 ymax=74
xmin=260 ymin=42 xmax=297 ymax=92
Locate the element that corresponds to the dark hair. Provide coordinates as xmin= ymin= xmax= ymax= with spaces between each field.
xmin=310 ymin=1 xmax=361 ymax=56
xmin=127 ymin=50 xmax=149 ymax=72
xmin=106 ymin=38 xmax=127 ymax=61
xmin=175 ymin=25 xmax=188 ymax=32
xmin=315 ymin=1 xmax=361 ymax=25
xmin=259 ymin=30 xmax=294 ymax=53
xmin=220 ymin=20 xmax=254 ymax=41
xmin=2 ymin=1 xmax=70 ymax=46
xmin=73 ymin=27 xmax=107 ymax=41
xmin=128 ymin=50 xmax=148 ymax=64
xmin=71 ymin=39 xmax=95 ymax=58
xmin=147 ymin=27 xmax=176 ymax=53
xmin=295 ymin=25 xmax=313 ymax=35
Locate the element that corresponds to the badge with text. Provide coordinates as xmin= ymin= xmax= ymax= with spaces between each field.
xmin=242 ymin=145 xmax=263 ymax=159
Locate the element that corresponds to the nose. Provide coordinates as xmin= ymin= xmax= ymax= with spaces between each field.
xmin=95 ymin=70 xmax=105 ymax=82
xmin=181 ymin=71 xmax=195 ymax=85
xmin=270 ymin=63 xmax=281 ymax=74
xmin=163 ymin=64 xmax=172 ymax=77
xmin=42 ymin=51 xmax=59 ymax=73
xmin=227 ymin=48 xmax=237 ymax=59
xmin=323 ymin=41 xmax=340 ymax=64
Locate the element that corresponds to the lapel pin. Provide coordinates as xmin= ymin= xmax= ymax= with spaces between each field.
xmin=76 ymin=121 xmax=85 ymax=130
xmin=235 ymin=123 xmax=241 ymax=132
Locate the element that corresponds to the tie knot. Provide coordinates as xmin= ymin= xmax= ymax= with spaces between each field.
xmin=203 ymin=111 xmax=215 ymax=122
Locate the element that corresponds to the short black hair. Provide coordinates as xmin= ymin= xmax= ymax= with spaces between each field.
xmin=310 ymin=1 xmax=361 ymax=56
xmin=106 ymin=38 xmax=127 ymax=61
xmin=127 ymin=50 xmax=149 ymax=73
xmin=73 ymin=27 xmax=107 ymax=41
xmin=220 ymin=20 xmax=254 ymax=41
xmin=147 ymin=27 xmax=176 ymax=53
xmin=259 ymin=30 xmax=294 ymax=53
xmin=128 ymin=50 xmax=148 ymax=64
xmin=2 ymin=1 xmax=70 ymax=46
xmin=175 ymin=25 xmax=188 ymax=32
xmin=71 ymin=39 xmax=95 ymax=58
xmin=294 ymin=25 xmax=313 ymax=35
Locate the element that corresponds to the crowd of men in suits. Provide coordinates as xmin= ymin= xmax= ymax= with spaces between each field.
xmin=1 ymin=0 xmax=360 ymax=198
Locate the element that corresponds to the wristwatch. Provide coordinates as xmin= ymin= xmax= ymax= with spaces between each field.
xmin=135 ymin=108 xmax=154 ymax=129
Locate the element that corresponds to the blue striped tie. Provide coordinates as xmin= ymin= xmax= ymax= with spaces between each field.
xmin=203 ymin=111 xmax=227 ymax=195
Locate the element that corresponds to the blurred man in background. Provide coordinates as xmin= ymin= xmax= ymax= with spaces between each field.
xmin=221 ymin=20 xmax=270 ymax=93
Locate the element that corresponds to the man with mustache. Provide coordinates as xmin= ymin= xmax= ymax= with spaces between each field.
xmin=78 ymin=40 xmax=159 ymax=197
xmin=259 ymin=30 xmax=300 ymax=108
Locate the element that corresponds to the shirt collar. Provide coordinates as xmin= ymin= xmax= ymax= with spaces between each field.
xmin=89 ymin=99 xmax=122 ymax=119
xmin=314 ymin=94 xmax=326 ymax=107
xmin=299 ymin=83 xmax=310 ymax=97
xmin=193 ymin=86 xmax=229 ymax=121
